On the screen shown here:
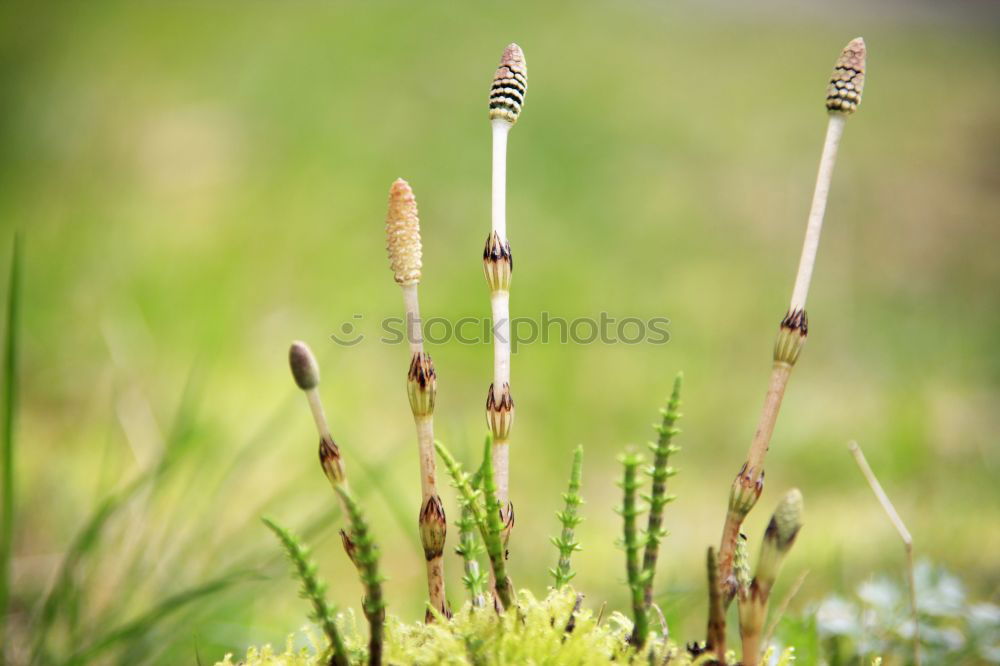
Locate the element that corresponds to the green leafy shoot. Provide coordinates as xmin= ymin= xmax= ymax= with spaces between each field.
xmin=434 ymin=439 xmax=513 ymax=610
xmin=334 ymin=486 xmax=385 ymax=666
xmin=641 ymin=372 xmax=682 ymax=608
xmin=550 ymin=445 xmax=583 ymax=589
xmin=478 ymin=435 xmax=515 ymax=609
xmin=618 ymin=448 xmax=648 ymax=647
xmin=455 ymin=467 xmax=487 ymax=606
xmin=262 ymin=517 xmax=349 ymax=666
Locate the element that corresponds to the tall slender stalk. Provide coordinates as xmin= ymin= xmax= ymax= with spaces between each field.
xmin=717 ymin=37 xmax=866 ymax=591
xmin=288 ymin=339 xmax=378 ymax=641
xmin=641 ymin=373 xmax=683 ymax=608
xmin=385 ymin=178 xmax=449 ymax=620
xmin=289 ymin=341 xmax=347 ymax=491
xmin=0 ymin=234 xmax=20 ymax=654
xmin=484 ymin=44 xmax=527 ymax=543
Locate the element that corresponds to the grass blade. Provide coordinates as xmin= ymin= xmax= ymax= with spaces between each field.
xmin=29 ymin=471 xmax=156 ymax=665
xmin=0 ymin=233 xmax=21 ymax=653
xmin=64 ymin=570 xmax=260 ymax=665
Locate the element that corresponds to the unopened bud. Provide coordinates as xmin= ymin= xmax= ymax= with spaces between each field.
xmin=489 ymin=43 xmax=527 ymax=125
xmin=319 ymin=434 xmax=345 ymax=487
xmin=728 ymin=462 xmax=764 ymax=518
xmin=289 ymin=341 xmax=320 ymax=390
xmin=419 ymin=494 xmax=447 ymax=561
xmin=486 ymin=383 xmax=515 ymax=441
xmin=826 ymin=38 xmax=866 ymax=115
xmin=755 ymin=488 xmax=804 ymax=595
xmin=407 ymin=352 xmax=437 ymax=417
xmin=765 ymin=488 xmax=804 ymax=553
xmin=483 ymin=231 xmax=513 ymax=292
xmin=385 ymin=178 xmax=422 ymax=285
xmin=774 ymin=309 xmax=808 ymax=366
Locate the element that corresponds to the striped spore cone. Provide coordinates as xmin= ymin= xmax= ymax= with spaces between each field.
xmin=826 ymin=37 xmax=866 ymax=114
xmin=386 ymin=178 xmax=422 ymax=285
xmin=489 ymin=43 xmax=527 ymax=124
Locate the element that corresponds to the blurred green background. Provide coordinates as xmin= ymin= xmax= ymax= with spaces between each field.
xmin=1 ymin=0 xmax=998 ymax=663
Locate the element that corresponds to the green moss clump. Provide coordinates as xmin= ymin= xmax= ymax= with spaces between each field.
xmin=218 ymin=587 xmax=799 ymax=665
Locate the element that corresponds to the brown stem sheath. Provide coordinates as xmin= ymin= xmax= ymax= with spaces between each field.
xmin=706 ymin=547 xmax=727 ymax=662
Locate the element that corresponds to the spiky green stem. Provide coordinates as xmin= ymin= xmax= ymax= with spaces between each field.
xmin=334 ymin=486 xmax=385 ymax=666
xmin=550 ymin=445 xmax=583 ymax=589
xmin=455 ymin=470 xmax=487 ymax=607
xmin=641 ymin=373 xmax=682 ymax=608
xmin=479 ymin=435 xmax=515 ymax=609
xmin=619 ymin=449 xmax=648 ymax=648
xmin=262 ymin=518 xmax=349 ymax=666
xmin=434 ymin=439 xmax=513 ymax=610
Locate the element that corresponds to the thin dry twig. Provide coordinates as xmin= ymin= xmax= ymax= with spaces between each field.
xmin=847 ymin=440 xmax=920 ymax=666
xmin=763 ymin=569 xmax=809 ymax=647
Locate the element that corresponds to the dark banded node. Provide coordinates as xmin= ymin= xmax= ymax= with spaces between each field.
xmin=407 ymin=352 xmax=437 ymax=417
xmin=339 ymin=528 xmax=359 ymax=568
xmin=728 ymin=462 xmax=764 ymax=518
xmin=826 ymin=37 xmax=866 ymax=114
xmin=780 ymin=309 xmax=809 ymax=336
xmin=319 ymin=434 xmax=345 ymax=487
xmin=774 ymin=309 xmax=808 ymax=366
xmin=501 ymin=500 xmax=515 ymax=533
xmin=419 ymin=494 xmax=448 ymax=560
xmin=489 ymin=43 xmax=528 ymax=124
xmin=483 ymin=231 xmax=513 ymax=291
xmin=500 ymin=500 xmax=515 ymax=553
xmin=486 ymin=382 xmax=515 ymax=440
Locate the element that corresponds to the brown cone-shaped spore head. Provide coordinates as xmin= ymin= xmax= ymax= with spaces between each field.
xmin=489 ymin=43 xmax=527 ymax=124
xmin=385 ymin=178 xmax=422 ymax=285
xmin=826 ymin=37 xmax=866 ymax=114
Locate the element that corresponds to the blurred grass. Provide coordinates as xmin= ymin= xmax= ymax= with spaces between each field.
xmin=0 ymin=0 xmax=998 ymax=662
xmin=0 ymin=234 xmax=20 ymax=651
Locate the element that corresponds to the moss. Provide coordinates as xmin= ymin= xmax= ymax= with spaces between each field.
xmin=218 ymin=587 xmax=796 ymax=665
